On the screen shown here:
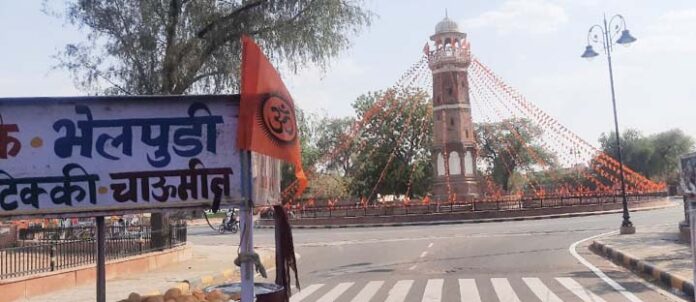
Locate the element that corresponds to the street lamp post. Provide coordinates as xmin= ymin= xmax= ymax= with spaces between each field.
xmin=581 ymin=13 xmax=637 ymax=234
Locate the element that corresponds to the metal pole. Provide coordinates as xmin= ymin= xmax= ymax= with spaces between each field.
xmin=96 ymin=216 xmax=106 ymax=302
xmin=687 ymin=200 xmax=696 ymax=301
xmin=240 ymin=151 xmax=255 ymax=301
xmin=602 ymin=14 xmax=633 ymax=233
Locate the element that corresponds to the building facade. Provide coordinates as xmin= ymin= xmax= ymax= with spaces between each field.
xmin=428 ymin=16 xmax=479 ymax=202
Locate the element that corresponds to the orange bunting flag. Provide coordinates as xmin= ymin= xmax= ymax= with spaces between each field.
xmin=238 ymin=35 xmax=308 ymax=196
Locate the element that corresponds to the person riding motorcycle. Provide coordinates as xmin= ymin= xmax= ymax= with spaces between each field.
xmin=223 ymin=209 xmax=237 ymax=228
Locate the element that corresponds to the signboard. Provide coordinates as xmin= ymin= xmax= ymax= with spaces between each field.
xmin=0 ymin=95 xmax=244 ymax=218
xmin=681 ymin=152 xmax=696 ymax=195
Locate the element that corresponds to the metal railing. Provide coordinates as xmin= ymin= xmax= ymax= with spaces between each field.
xmin=282 ymin=192 xmax=666 ymax=220
xmin=0 ymin=223 xmax=187 ymax=280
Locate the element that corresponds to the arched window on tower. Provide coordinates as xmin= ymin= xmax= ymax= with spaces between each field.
xmin=464 ymin=151 xmax=474 ymax=176
xmin=437 ymin=153 xmax=445 ymax=176
xmin=449 ymin=151 xmax=461 ymax=175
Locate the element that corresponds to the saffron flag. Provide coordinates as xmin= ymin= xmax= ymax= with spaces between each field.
xmin=238 ymin=35 xmax=307 ymax=197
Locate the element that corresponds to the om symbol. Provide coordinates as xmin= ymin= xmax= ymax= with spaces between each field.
xmin=261 ymin=95 xmax=297 ymax=143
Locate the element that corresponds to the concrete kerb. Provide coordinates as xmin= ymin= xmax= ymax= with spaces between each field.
xmin=590 ymin=240 xmax=695 ymax=298
xmin=254 ymin=204 xmax=675 ymax=229
xmin=138 ymin=249 xmax=275 ymax=297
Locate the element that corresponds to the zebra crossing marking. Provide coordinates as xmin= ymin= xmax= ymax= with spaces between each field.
xmin=290 ymin=276 xmax=633 ymax=302
xmin=491 ymin=278 xmax=521 ymax=302
xmin=522 ymin=277 xmax=563 ymax=302
xmin=349 ymin=280 xmax=384 ymax=302
xmin=422 ymin=278 xmax=443 ymax=302
xmin=556 ymin=277 xmax=607 ymax=302
xmin=316 ymin=282 xmax=353 ymax=302
xmin=385 ymin=280 xmax=414 ymax=302
xmin=289 ymin=283 xmax=324 ymax=302
xmin=458 ymin=279 xmax=481 ymax=302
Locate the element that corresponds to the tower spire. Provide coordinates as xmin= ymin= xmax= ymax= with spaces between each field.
xmin=445 ymin=8 xmax=448 ymax=18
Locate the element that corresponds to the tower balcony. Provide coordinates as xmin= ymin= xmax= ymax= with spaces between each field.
xmin=428 ymin=47 xmax=471 ymax=70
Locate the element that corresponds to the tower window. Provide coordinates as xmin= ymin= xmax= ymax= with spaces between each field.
xmin=450 ymin=118 xmax=454 ymax=126
xmin=437 ymin=114 xmax=441 ymax=121
xmin=465 ymin=130 xmax=469 ymax=138
xmin=447 ymin=88 xmax=453 ymax=96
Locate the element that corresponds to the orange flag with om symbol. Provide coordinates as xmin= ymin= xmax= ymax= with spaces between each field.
xmin=238 ymin=35 xmax=307 ymax=197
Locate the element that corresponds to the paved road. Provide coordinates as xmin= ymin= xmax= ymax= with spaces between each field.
xmin=188 ymin=201 xmax=686 ymax=301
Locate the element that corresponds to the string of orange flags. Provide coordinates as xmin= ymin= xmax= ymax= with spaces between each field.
xmin=470 ymin=83 xmax=539 ymax=195
xmin=404 ymin=105 xmax=433 ymax=199
xmin=471 ymin=57 xmax=664 ymax=194
xmin=280 ymin=53 xmax=665 ymax=204
xmin=471 ymin=74 xmax=556 ymax=195
xmin=472 ymin=68 xmax=615 ymax=194
xmin=367 ymin=66 xmax=430 ymax=203
xmin=280 ymin=56 xmax=429 ymax=201
xmin=471 ymin=60 xmax=615 ymax=194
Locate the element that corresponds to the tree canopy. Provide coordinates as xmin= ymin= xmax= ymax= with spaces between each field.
xmin=348 ymin=88 xmax=433 ymax=200
xmin=476 ymin=118 xmax=556 ymax=192
xmin=49 ymin=0 xmax=372 ymax=95
xmin=599 ymin=128 xmax=694 ymax=184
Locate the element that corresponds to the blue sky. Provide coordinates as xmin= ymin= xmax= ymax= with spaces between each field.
xmin=1 ymin=0 xmax=695 ymax=145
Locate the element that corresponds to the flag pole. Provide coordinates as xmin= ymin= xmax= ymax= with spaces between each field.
xmin=240 ymin=150 xmax=255 ymax=301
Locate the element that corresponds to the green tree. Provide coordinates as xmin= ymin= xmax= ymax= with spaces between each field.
xmin=599 ymin=128 xmax=694 ymax=185
xmin=476 ymin=118 xmax=556 ymax=192
xmin=49 ymin=0 xmax=372 ymax=95
xmin=315 ymin=116 xmax=355 ymax=175
xmin=48 ymin=0 xmax=372 ymax=247
xmin=599 ymin=129 xmax=653 ymax=177
xmin=348 ymin=88 xmax=432 ymax=200
xmin=305 ymin=173 xmax=350 ymax=199
xmin=649 ymin=129 xmax=694 ymax=183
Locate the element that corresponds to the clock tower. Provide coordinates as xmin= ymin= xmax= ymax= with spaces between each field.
xmin=427 ymin=15 xmax=479 ymax=202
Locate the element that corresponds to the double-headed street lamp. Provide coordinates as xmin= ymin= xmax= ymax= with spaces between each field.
xmin=581 ymin=14 xmax=637 ymax=234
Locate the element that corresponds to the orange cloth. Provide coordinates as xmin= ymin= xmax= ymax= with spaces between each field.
xmin=238 ymin=35 xmax=307 ymax=197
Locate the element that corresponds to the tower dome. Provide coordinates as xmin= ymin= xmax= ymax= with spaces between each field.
xmin=435 ymin=16 xmax=460 ymax=34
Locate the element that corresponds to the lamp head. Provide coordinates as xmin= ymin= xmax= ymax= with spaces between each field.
xmin=616 ymin=29 xmax=637 ymax=45
xmin=581 ymin=45 xmax=599 ymax=59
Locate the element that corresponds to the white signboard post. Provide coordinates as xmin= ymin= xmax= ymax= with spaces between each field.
xmin=1 ymin=95 xmax=249 ymax=302
xmin=680 ymin=152 xmax=696 ymax=301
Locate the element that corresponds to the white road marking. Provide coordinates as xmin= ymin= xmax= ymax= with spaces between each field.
xmin=422 ymin=279 xmax=444 ymax=302
xmin=408 ymin=264 xmax=418 ymax=270
xmin=556 ymin=277 xmax=606 ymax=302
xmin=428 ymin=242 xmax=434 ymax=248
xmin=491 ymin=278 xmax=521 ymax=302
xmin=420 ymin=251 xmax=428 ymax=258
xmin=350 ymin=281 xmax=384 ymax=302
xmin=458 ymin=279 xmax=482 ymax=302
xmin=385 ymin=280 xmax=414 ymax=302
xmin=522 ymin=277 xmax=563 ymax=302
xmin=569 ymin=231 xmax=643 ymax=302
xmin=289 ymin=284 xmax=324 ymax=302
xmin=316 ymin=282 xmax=353 ymax=302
